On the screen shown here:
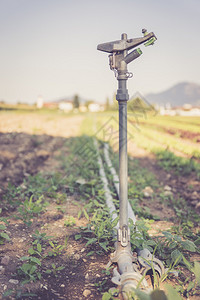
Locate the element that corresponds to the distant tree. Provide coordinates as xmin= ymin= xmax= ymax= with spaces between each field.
xmin=73 ymin=94 xmax=80 ymax=109
xmin=111 ymin=93 xmax=118 ymax=110
xmin=127 ymin=97 xmax=153 ymax=114
xmin=105 ymin=97 xmax=110 ymax=110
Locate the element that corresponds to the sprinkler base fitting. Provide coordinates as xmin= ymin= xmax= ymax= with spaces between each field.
xmin=138 ymin=248 xmax=166 ymax=277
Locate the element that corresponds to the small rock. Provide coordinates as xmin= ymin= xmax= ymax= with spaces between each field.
xmin=164 ymin=185 xmax=172 ymax=191
xmin=20 ymin=183 xmax=27 ymax=190
xmin=164 ymin=191 xmax=173 ymax=197
xmin=9 ymin=279 xmax=19 ymax=285
xmin=36 ymin=150 xmax=50 ymax=158
xmin=83 ymin=289 xmax=91 ymax=297
xmin=19 ymin=238 xmax=26 ymax=242
xmin=96 ymin=274 xmax=100 ymax=277
xmin=24 ymin=172 xmax=30 ymax=177
xmin=195 ymin=202 xmax=200 ymax=210
xmin=43 ymin=285 xmax=48 ymax=290
xmin=81 ymin=248 xmax=85 ymax=253
xmin=191 ymin=191 xmax=198 ymax=200
xmin=142 ymin=186 xmax=154 ymax=198
xmin=74 ymin=253 xmax=80 ymax=260
xmin=76 ymin=178 xmax=86 ymax=185
xmin=85 ymin=273 xmax=89 ymax=279
xmin=60 ymin=284 xmax=65 ymax=287
xmin=0 ymin=266 xmax=5 ymax=274
xmin=191 ymin=200 xmax=198 ymax=206
xmin=1 ymin=255 xmax=10 ymax=265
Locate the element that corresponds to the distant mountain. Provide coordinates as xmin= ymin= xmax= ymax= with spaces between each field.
xmin=146 ymin=82 xmax=200 ymax=107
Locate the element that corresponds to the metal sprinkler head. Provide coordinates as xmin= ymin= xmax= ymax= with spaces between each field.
xmin=97 ymin=29 xmax=157 ymax=81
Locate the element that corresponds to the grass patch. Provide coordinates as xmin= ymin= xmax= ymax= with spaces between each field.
xmin=155 ymin=149 xmax=200 ymax=178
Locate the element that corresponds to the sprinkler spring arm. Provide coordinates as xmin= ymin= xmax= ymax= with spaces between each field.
xmin=97 ymin=30 xmax=156 ymax=53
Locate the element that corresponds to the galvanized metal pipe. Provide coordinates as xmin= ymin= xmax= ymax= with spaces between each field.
xmin=119 ymin=100 xmax=128 ymax=229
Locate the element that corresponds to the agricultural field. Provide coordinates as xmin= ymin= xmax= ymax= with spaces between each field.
xmin=0 ymin=108 xmax=200 ymax=299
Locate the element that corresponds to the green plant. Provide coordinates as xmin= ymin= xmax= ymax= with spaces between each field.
xmin=64 ymin=215 xmax=76 ymax=227
xmin=56 ymin=205 xmax=65 ymax=213
xmin=131 ymin=286 xmax=183 ymax=300
xmin=18 ymin=256 xmax=42 ymax=284
xmin=155 ymin=150 xmax=200 ymax=177
xmin=0 ymin=223 xmax=10 ymax=244
xmin=175 ymin=260 xmax=200 ymax=297
xmin=47 ymin=238 xmax=68 ymax=257
xmin=155 ymin=231 xmax=197 ymax=267
xmin=32 ymin=230 xmax=53 ymax=245
xmin=129 ymin=219 xmax=156 ymax=252
xmin=2 ymin=182 xmax=22 ymax=206
xmin=2 ymin=288 xmax=37 ymax=299
xmin=102 ymin=288 xmax=119 ymax=299
xmin=81 ymin=205 xmax=118 ymax=254
xmin=16 ymin=195 xmax=47 ymax=226
xmin=45 ymin=263 xmax=65 ymax=276
xmin=28 ymin=242 xmax=43 ymax=258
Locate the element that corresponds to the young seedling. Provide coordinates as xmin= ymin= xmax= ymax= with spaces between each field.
xmin=47 ymin=237 xmax=68 ymax=257
xmin=16 ymin=195 xmax=47 ymax=226
xmin=45 ymin=263 xmax=65 ymax=277
xmin=0 ymin=223 xmax=10 ymax=244
xmin=64 ymin=216 xmax=76 ymax=227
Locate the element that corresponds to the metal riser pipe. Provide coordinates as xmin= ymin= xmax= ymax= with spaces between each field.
xmin=118 ymin=100 xmax=128 ymax=229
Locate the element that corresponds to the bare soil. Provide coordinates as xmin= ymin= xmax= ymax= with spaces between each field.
xmin=0 ymin=111 xmax=199 ymax=299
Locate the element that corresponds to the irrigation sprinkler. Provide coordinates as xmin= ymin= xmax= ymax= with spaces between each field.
xmin=97 ymin=30 xmax=165 ymax=297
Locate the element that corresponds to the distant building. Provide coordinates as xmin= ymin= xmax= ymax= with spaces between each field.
xmin=36 ymin=96 xmax=44 ymax=109
xmin=43 ymin=102 xmax=58 ymax=109
xmin=58 ymin=101 xmax=73 ymax=112
xmin=79 ymin=105 xmax=87 ymax=112
xmin=159 ymin=103 xmax=200 ymax=116
xmin=176 ymin=105 xmax=200 ymax=116
xmin=88 ymin=103 xmax=104 ymax=112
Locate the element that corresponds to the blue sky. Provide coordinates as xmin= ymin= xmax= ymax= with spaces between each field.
xmin=0 ymin=0 xmax=200 ymax=104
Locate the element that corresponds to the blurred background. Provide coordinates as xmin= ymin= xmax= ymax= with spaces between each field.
xmin=0 ymin=0 xmax=200 ymax=106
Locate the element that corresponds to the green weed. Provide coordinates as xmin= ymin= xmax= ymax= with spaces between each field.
xmin=155 ymin=150 xmax=200 ymax=178
xmin=0 ymin=223 xmax=10 ymax=244
xmin=32 ymin=230 xmax=53 ymax=245
xmin=64 ymin=216 xmax=76 ymax=227
xmin=45 ymin=263 xmax=65 ymax=277
xmin=47 ymin=238 xmax=68 ymax=257
xmin=16 ymin=195 xmax=47 ymax=226
xmin=18 ymin=256 xmax=42 ymax=284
